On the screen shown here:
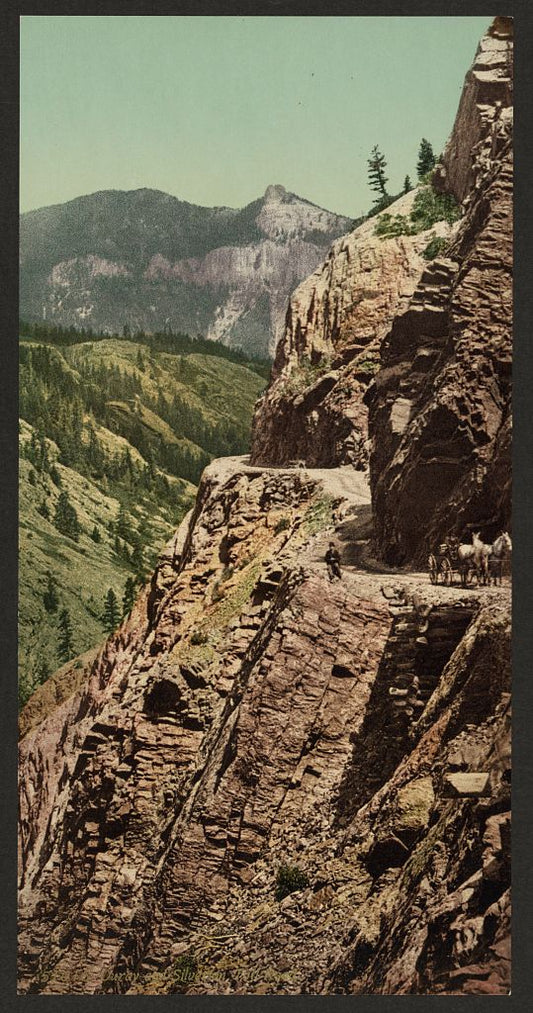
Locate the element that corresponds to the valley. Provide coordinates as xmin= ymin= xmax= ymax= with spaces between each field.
xmin=19 ymin=330 xmax=265 ymax=705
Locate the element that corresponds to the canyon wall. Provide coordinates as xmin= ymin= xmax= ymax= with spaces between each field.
xmin=250 ymin=191 xmax=454 ymax=468
xmin=251 ymin=19 xmax=513 ymax=567
xmin=366 ymin=18 xmax=513 ymax=563
xmin=18 ymin=19 xmax=512 ymax=997
xmin=18 ymin=457 xmax=510 ymax=995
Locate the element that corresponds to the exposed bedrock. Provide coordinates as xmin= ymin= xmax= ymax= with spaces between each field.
xmin=17 ymin=19 xmax=512 ymax=999
xmin=367 ymin=21 xmax=512 ymax=564
xmin=17 ymin=460 xmax=383 ymax=992
xmin=18 ymin=455 xmax=511 ymax=994
xmin=250 ymin=190 xmax=454 ymax=469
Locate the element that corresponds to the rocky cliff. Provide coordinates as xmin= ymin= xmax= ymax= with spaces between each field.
xmin=18 ymin=20 xmax=512 ymax=996
xmin=250 ymin=19 xmax=512 ymax=553
xmin=19 ymin=185 xmax=353 ymax=359
xmin=250 ymin=191 xmax=454 ymax=468
xmin=366 ymin=17 xmax=513 ymax=564
xmin=18 ymin=456 xmax=511 ymax=995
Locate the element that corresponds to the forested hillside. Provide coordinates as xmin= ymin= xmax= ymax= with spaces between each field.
xmin=19 ymin=325 xmax=266 ymax=705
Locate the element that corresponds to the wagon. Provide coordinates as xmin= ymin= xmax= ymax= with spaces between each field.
xmin=428 ymin=538 xmax=476 ymax=587
xmin=428 ymin=542 xmax=455 ymax=586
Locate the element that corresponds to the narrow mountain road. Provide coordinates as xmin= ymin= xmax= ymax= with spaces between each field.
xmin=205 ymin=456 xmax=511 ymax=609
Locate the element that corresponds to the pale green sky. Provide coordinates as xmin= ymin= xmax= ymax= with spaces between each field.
xmin=20 ymin=15 xmax=491 ymax=218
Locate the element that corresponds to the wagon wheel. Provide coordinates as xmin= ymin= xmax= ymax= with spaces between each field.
xmin=428 ymin=554 xmax=438 ymax=585
xmin=441 ymin=557 xmax=453 ymax=586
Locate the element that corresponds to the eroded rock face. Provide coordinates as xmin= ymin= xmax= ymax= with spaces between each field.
xmin=17 ymin=460 xmax=387 ymax=993
xmin=251 ymin=190 xmax=454 ymax=468
xmin=17 ymin=455 xmax=511 ymax=995
xmin=18 ymin=21 xmax=512 ymax=999
xmin=366 ymin=21 xmax=513 ymax=564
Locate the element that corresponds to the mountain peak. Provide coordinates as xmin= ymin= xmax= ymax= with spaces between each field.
xmin=263 ymin=184 xmax=288 ymax=202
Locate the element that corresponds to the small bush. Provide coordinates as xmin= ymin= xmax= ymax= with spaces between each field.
xmin=374 ymin=183 xmax=460 ymax=240
xmin=409 ymin=186 xmax=460 ymax=231
xmin=357 ymin=359 xmax=380 ymax=376
xmin=275 ymin=863 xmax=309 ymax=901
xmin=190 ymin=629 xmax=208 ymax=646
xmin=374 ymin=212 xmax=410 ymax=238
xmin=282 ymin=356 xmax=333 ymax=395
xmin=274 ymin=516 xmax=291 ymax=534
xmin=422 ymin=233 xmax=449 ymax=261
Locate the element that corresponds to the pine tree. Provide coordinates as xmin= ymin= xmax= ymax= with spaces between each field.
xmin=90 ymin=525 xmax=101 ymax=543
xmin=116 ymin=504 xmax=133 ymax=542
xmin=43 ymin=570 xmax=59 ymax=613
xmin=102 ymin=588 xmax=120 ymax=633
xmin=131 ymin=538 xmax=145 ymax=580
xmin=403 ymin=175 xmax=413 ymax=194
xmin=54 ymin=490 xmax=80 ymax=541
xmin=122 ymin=576 xmax=136 ymax=617
xmin=38 ymin=500 xmax=50 ymax=520
xmin=87 ymin=426 xmax=103 ymax=473
xmin=58 ymin=608 xmax=74 ymax=662
xmin=417 ymin=138 xmax=436 ymax=179
xmin=367 ymin=145 xmax=389 ymax=198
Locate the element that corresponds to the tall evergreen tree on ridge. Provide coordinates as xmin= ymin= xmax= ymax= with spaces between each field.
xmin=102 ymin=588 xmax=120 ymax=634
xmin=367 ymin=145 xmax=389 ymax=199
xmin=417 ymin=138 xmax=436 ymax=179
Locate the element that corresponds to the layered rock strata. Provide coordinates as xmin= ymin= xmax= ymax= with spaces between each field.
xmin=251 ymin=190 xmax=453 ymax=468
xmin=18 ymin=455 xmax=511 ymax=995
xmin=17 ymin=20 xmax=512 ymax=998
xmin=366 ymin=20 xmax=513 ymax=563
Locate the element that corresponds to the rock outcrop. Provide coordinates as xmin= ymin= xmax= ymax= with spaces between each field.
xmin=250 ymin=191 xmax=454 ymax=468
xmin=18 ymin=19 xmax=512 ymax=997
xmin=366 ymin=19 xmax=513 ymax=563
xmin=18 ymin=456 xmax=511 ymax=995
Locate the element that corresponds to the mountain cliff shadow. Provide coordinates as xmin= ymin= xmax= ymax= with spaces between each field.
xmin=334 ymin=505 xmax=373 ymax=566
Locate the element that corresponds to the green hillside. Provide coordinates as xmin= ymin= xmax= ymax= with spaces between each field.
xmin=19 ymin=328 xmax=266 ymax=707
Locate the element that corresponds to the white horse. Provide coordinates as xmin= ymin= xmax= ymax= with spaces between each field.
xmin=457 ymin=538 xmax=476 ymax=587
xmin=471 ymin=531 xmax=491 ymax=585
xmin=487 ymin=532 xmax=512 ymax=585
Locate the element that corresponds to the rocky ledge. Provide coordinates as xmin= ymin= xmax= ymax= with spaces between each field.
xmin=18 ymin=457 xmax=510 ymax=994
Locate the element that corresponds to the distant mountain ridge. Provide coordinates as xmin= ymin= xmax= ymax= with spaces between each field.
xmin=20 ymin=186 xmax=355 ymax=358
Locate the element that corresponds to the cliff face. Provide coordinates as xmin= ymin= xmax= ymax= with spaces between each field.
xmin=18 ymin=20 xmax=512 ymax=997
xmin=366 ymin=19 xmax=513 ymax=563
xmin=20 ymin=185 xmax=353 ymax=358
xmin=18 ymin=457 xmax=510 ymax=995
xmin=250 ymin=191 xmax=454 ymax=468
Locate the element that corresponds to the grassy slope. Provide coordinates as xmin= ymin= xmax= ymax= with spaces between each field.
xmin=19 ymin=338 xmax=266 ymax=706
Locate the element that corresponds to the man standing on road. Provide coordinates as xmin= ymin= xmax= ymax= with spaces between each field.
xmin=325 ymin=541 xmax=342 ymax=581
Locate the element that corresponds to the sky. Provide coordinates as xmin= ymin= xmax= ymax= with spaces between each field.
xmin=20 ymin=15 xmax=491 ymax=219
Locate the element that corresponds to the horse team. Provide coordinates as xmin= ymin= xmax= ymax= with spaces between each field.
xmin=436 ymin=531 xmax=512 ymax=587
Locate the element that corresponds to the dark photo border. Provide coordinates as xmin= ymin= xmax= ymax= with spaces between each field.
xmin=2 ymin=2 xmax=531 ymax=1011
